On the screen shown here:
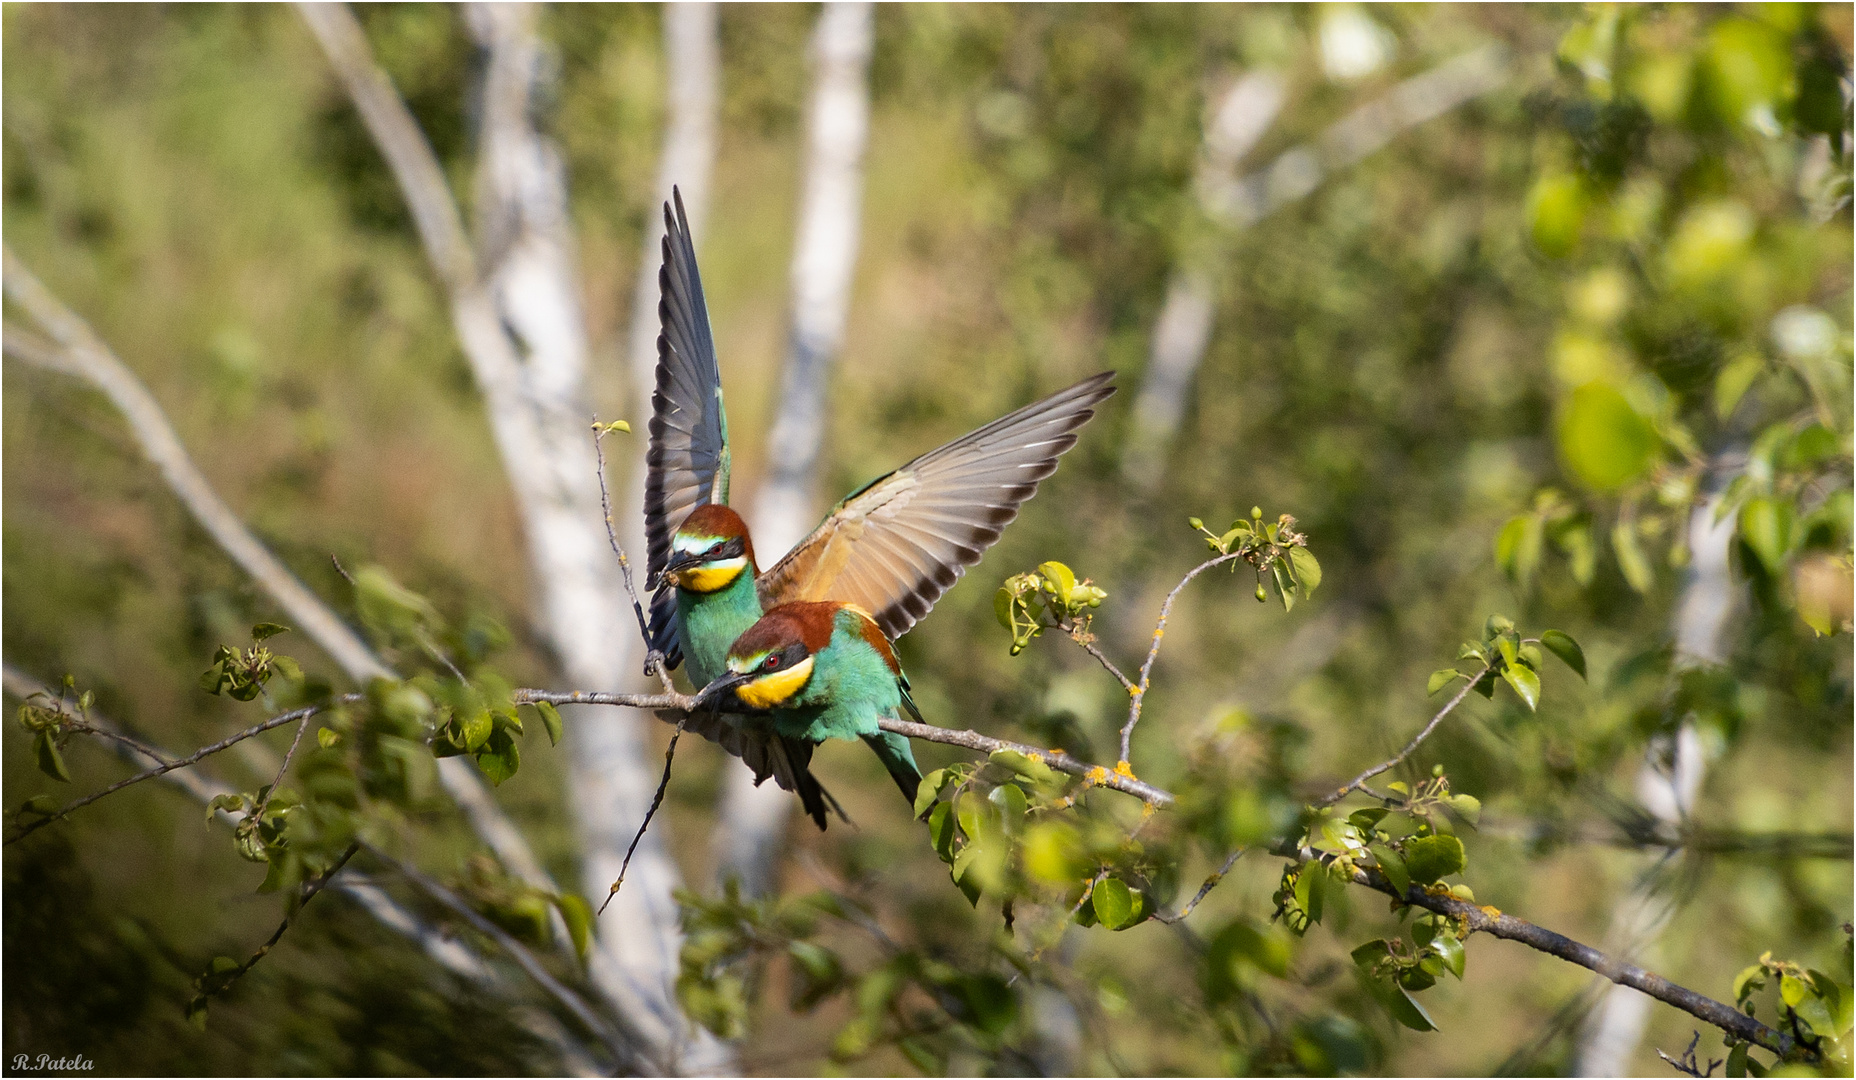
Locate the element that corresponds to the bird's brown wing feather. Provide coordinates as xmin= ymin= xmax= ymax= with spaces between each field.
xmin=758 ymin=372 xmax=1115 ymax=640
xmin=643 ymin=189 xmax=728 ymax=664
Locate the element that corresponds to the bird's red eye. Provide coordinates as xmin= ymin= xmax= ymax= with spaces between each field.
xmin=764 ymin=654 xmax=781 ymax=670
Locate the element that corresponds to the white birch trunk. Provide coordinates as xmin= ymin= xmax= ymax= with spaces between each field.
xmin=1574 ymin=492 xmax=1736 ymax=1077
xmin=463 ymin=7 xmax=726 ymax=1071
xmin=1122 ymin=45 xmax=1508 ymax=483
xmin=717 ymin=0 xmax=876 ymax=895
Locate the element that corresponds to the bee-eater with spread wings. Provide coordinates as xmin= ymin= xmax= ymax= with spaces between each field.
xmin=643 ymin=189 xmax=1113 ymax=825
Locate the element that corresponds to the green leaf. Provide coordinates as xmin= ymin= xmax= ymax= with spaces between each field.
xmin=1431 ymin=933 xmax=1466 ymax=979
xmin=1289 ymin=547 xmax=1322 ymax=595
xmin=250 ymin=622 xmax=291 ymax=641
xmin=316 ymin=727 xmax=341 ymax=749
xmin=1539 ymin=630 xmax=1586 ymax=680
xmin=1402 ymin=835 xmax=1466 ymax=885
xmin=1559 ymin=382 xmax=1659 ymax=491
xmin=927 ymin=802 xmax=957 ymax=862
xmin=475 ymin=731 xmax=520 ymax=786
xmin=1427 ymin=668 xmax=1461 ymax=695
xmin=1738 ymin=497 xmax=1794 ymax=573
xmin=1495 ymin=514 xmax=1544 ymax=590
xmin=534 ymin=701 xmax=563 ymax=746
xmin=913 ymin=768 xmax=949 ymax=817
xmin=1612 ymin=518 xmax=1655 ymax=593
xmin=34 ymin=731 xmax=70 ymax=783
xmin=1271 ymin=562 xmax=1297 ymax=612
xmin=1501 ymin=663 xmax=1541 ymax=711
xmin=1377 ymin=980 xmax=1440 ymax=1032
xmin=1733 ymin=964 xmax=1768 ymax=1002
xmin=553 ymin=893 xmax=592 ymax=961
xmin=1371 ymin=844 xmax=1411 ymax=897
xmin=1293 ymin=864 xmax=1327 ymax=926
xmin=206 ymin=793 xmax=246 ymax=822
xmin=988 ymin=782 xmax=1028 ymax=823
xmin=1527 ymin=171 xmax=1588 ymax=258
xmin=1471 ymin=670 xmax=1496 ymax=698
xmin=1037 ymin=561 xmax=1076 ymax=600
xmin=993 ymin=587 xmax=1014 ymax=630
xmin=1446 ymin=794 xmax=1481 ymax=827
xmin=987 ymin=748 xmax=1056 ymax=786
xmin=1092 ymin=877 xmax=1143 ymax=930
xmin=461 ymin=709 xmax=494 ymax=752
xmin=1350 ymin=939 xmax=1392 ymax=969
xmin=1725 ymin=1041 xmax=1749 ymax=1078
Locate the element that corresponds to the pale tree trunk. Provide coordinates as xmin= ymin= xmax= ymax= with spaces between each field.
xmin=1121 ymin=45 xmax=1508 ymax=484
xmin=716 ymin=0 xmax=876 ymax=895
xmin=1574 ymin=490 xmax=1737 ymax=1077
xmin=302 ymin=5 xmax=726 ymax=1070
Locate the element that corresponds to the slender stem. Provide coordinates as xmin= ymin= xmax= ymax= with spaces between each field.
xmin=1317 ymin=660 xmax=1493 ymax=807
xmin=194 ymin=842 xmax=360 ymax=1007
xmin=1121 ymin=552 xmax=1243 ymax=764
xmin=68 ymin=721 xmax=176 ymax=768
xmin=7 ymin=695 xmax=364 ymax=844
xmin=1154 ymin=849 xmax=1246 ymax=924
xmin=592 ymin=421 xmax=657 ymax=673
xmin=599 ymin=716 xmax=688 ymax=915
xmin=1339 ymin=860 xmax=1801 ymax=1059
xmin=251 ymin=712 xmax=315 ymax=823
xmin=370 ymin=846 xmax=640 ymax=1070
xmin=1059 ymin=618 xmax=1134 ymax=694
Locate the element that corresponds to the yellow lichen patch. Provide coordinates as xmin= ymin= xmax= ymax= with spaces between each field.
xmin=1086 ymin=766 xmax=1110 ymax=785
xmin=1480 ymin=905 xmax=1503 ymax=919
xmin=1113 ymin=760 xmax=1137 ymax=780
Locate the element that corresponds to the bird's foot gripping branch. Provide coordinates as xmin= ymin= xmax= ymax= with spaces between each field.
xmin=664 ymin=509 xmax=1848 ymax=1073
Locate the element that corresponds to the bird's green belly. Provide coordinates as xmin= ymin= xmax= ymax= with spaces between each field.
xmin=677 ymin=577 xmax=762 ymax=689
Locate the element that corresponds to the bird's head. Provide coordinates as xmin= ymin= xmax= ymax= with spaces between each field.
xmin=661 ymin=504 xmax=758 ymax=593
xmin=699 ymin=602 xmax=839 ymax=710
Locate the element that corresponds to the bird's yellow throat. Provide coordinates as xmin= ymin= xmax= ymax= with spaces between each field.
xmin=736 ymin=655 xmax=814 ymax=708
xmin=673 ymin=556 xmax=747 ymax=593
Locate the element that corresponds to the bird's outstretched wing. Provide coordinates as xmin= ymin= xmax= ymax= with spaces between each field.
xmin=644 ymin=188 xmax=730 ymax=665
xmin=758 ymin=372 xmax=1115 ymax=640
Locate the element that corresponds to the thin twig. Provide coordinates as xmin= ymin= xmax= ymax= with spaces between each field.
xmin=67 ymin=721 xmax=176 ymax=768
xmin=250 ymin=711 xmax=317 ymax=824
xmin=1121 ymin=552 xmax=1244 ymax=764
xmin=513 ymin=689 xmax=1181 ymax=806
xmin=1335 ymin=858 xmax=1803 ymax=1059
xmin=1655 ymin=1031 xmax=1720 ymax=1077
xmin=1058 ymin=618 xmax=1134 ymax=694
xmin=1317 ymin=659 xmax=1494 ymax=807
xmin=1154 ymin=849 xmax=1246 ymax=924
xmin=366 ymin=845 xmax=642 ymax=1071
xmin=6 ymin=694 xmax=364 ymax=844
xmin=599 ymin=716 xmax=688 ymax=915
xmin=591 ymin=420 xmax=657 ymax=675
xmin=194 ymin=841 xmax=360 ymax=1008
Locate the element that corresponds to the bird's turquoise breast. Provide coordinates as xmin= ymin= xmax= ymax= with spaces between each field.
xmin=772 ymin=618 xmax=903 ymax=743
xmin=677 ymin=571 xmax=763 ymax=688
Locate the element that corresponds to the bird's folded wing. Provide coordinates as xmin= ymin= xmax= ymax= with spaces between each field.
xmin=758 ymin=371 xmax=1115 ymax=641
xmin=643 ymin=189 xmax=730 ymax=663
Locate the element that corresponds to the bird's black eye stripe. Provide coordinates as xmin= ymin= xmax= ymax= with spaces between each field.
xmin=708 ymin=537 xmax=745 ymax=560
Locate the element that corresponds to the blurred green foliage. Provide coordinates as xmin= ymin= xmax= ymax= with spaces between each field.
xmin=3 ymin=3 xmax=1849 ymax=1076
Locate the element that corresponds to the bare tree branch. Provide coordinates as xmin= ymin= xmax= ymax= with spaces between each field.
xmin=721 ymin=0 xmax=877 ymax=895
xmin=5 ymin=692 xmax=363 ymax=844
xmin=1120 ymin=552 xmax=1243 ymax=765
xmin=1 ymin=665 xmax=604 ymax=1072
xmin=1338 ymin=860 xmax=1803 ymax=1060
xmin=1316 ymin=659 xmax=1494 ymax=807
xmin=0 ymin=260 xmax=557 ymax=903
xmin=367 ymin=845 xmax=645 ymax=1073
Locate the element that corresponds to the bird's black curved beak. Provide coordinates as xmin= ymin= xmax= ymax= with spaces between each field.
xmin=654 ymin=549 xmax=707 ymax=590
xmin=691 ymin=670 xmax=751 ymax=712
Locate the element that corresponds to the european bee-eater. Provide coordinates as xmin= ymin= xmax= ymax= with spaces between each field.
xmin=698 ymin=601 xmax=925 ymax=803
xmin=643 ymin=189 xmax=1113 ymax=827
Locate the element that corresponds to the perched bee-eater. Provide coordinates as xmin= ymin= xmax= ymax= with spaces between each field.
xmin=643 ymin=190 xmax=1113 ymax=826
xmin=698 ymin=601 xmax=925 ymax=803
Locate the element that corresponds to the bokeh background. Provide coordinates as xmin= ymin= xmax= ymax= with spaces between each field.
xmin=4 ymin=4 xmax=1850 ymax=1076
